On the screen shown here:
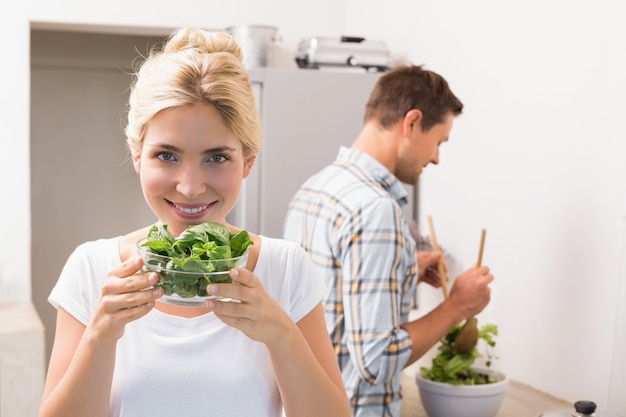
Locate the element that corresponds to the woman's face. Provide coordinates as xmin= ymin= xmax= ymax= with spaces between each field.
xmin=133 ymin=103 xmax=255 ymax=236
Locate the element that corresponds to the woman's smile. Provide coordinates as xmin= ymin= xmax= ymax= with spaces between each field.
xmin=167 ymin=200 xmax=213 ymax=218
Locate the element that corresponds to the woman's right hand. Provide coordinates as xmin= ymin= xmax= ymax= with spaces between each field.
xmin=89 ymin=256 xmax=162 ymax=341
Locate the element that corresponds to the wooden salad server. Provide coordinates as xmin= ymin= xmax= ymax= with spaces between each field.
xmin=453 ymin=228 xmax=487 ymax=354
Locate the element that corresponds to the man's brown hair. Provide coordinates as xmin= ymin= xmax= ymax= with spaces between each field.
xmin=364 ymin=65 xmax=463 ymax=131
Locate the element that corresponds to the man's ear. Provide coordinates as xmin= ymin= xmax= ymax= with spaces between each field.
xmin=402 ymin=109 xmax=423 ymax=136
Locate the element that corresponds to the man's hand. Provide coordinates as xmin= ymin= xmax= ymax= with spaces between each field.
xmin=417 ymin=251 xmax=447 ymax=288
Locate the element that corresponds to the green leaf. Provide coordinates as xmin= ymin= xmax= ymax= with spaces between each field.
xmin=420 ymin=321 xmax=500 ymax=385
xmin=230 ymin=230 xmax=254 ymax=257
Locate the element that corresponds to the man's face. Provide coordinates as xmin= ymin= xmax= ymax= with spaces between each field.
xmin=395 ymin=112 xmax=454 ymax=185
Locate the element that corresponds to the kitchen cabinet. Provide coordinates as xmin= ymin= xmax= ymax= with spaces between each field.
xmin=229 ymin=68 xmax=419 ymax=238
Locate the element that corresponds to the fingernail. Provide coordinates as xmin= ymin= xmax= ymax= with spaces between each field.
xmin=153 ymin=287 xmax=162 ymax=297
xmin=150 ymin=273 xmax=158 ymax=284
xmin=206 ymin=301 xmax=216 ymax=309
xmin=230 ymin=269 xmax=239 ymax=280
xmin=207 ymin=285 xmax=218 ymax=294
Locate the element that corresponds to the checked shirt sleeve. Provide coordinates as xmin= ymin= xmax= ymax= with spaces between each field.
xmin=337 ymin=196 xmax=415 ymax=385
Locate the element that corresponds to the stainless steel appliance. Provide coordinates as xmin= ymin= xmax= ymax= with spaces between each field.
xmin=295 ymin=36 xmax=390 ymax=72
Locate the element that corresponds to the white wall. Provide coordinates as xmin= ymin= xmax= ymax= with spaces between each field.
xmin=345 ymin=0 xmax=626 ymax=412
xmin=2 ymin=0 xmax=625 ymax=413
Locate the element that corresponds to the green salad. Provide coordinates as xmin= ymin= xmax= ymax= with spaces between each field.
xmin=420 ymin=321 xmax=499 ymax=385
xmin=139 ymin=222 xmax=254 ymax=298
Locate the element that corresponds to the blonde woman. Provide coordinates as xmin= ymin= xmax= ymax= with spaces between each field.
xmin=39 ymin=27 xmax=350 ymax=417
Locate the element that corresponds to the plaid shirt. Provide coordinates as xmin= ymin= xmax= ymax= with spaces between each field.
xmin=283 ymin=147 xmax=417 ymax=417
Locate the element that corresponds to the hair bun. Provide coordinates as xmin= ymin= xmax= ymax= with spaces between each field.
xmin=163 ymin=27 xmax=243 ymax=61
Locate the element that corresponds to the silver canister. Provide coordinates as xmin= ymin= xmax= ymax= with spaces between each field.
xmin=226 ymin=25 xmax=279 ymax=69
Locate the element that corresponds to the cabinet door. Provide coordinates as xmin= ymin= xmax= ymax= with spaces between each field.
xmin=229 ymin=68 xmax=417 ymax=238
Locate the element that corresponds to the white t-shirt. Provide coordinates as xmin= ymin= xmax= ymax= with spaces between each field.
xmin=49 ymin=235 xmax=325 ymax=417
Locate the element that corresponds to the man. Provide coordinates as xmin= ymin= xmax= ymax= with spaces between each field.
xmin=283 ymin=65 xmax=494 ymax=417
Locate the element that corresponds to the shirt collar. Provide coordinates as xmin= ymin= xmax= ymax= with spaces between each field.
xmin=336 ymin=146 xmax=409 ymax=208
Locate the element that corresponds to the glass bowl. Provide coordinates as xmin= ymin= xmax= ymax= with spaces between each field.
xmin=136 ymin=238 xmax=248 ymax=306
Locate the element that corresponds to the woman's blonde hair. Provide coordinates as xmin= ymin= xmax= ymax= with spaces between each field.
xmin=125 ymin=27 xmax=262 ymax=158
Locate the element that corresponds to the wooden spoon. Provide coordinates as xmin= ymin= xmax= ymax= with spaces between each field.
xmin=454 ymin=228 xmax=487 ymax=354
xmin=427 ymin=216 xmax=450 ymax=299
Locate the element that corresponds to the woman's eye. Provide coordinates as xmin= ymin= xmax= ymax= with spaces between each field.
xmin=208 ymin=154 xmax=228 ymax=163
xmin=157 ymin=152 xmax=177 ymax=162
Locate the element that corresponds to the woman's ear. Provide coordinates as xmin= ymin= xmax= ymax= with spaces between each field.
xmin=243 ymin=155 xmax=256 ymax=178
xmin=402 ymin=109 xmax=423 ymax=136
xmin=132 ymin=153 xmax=141 ymax=174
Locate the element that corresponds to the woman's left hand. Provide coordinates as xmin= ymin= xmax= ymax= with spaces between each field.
xmin=205 ymin=268 xmax=293 ymax=345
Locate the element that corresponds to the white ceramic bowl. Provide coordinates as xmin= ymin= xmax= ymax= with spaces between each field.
xmin=416 ymin=367 xmax=509 ymax=417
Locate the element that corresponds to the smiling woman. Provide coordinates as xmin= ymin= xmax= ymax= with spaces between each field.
xmin=38 ymin=26 xmax=351 ymax=417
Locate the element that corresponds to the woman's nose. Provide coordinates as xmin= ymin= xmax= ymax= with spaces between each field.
xmin=175 ymin=166 xmax=207 ymax=199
